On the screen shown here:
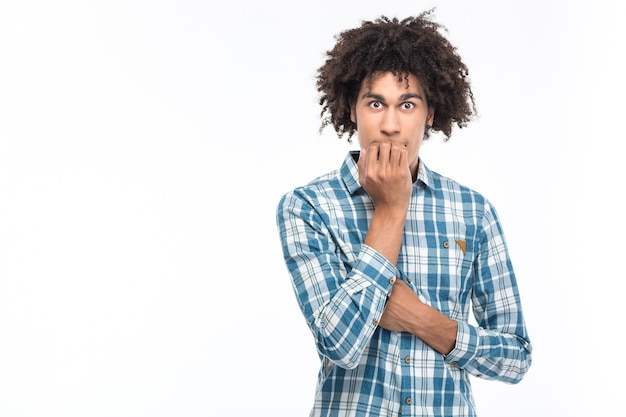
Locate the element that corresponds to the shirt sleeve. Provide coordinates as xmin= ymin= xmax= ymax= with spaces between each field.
xmin=445 ymin=200 xmax=533 ymax=384
xmin=276 ymin=189 xmax=396 ymax=369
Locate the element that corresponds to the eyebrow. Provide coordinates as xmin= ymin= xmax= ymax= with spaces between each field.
xmin=361 ymin=92 xmax=424 ymax=102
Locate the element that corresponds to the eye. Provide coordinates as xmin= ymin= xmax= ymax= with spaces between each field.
xmin=369 ymin=101 xmax=383 ymax=109
xmin=401 ymin=102 xmax=415 ymax=110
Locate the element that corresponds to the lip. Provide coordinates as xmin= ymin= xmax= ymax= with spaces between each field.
xmin=369 ymin=139 xmax=409 ymax=146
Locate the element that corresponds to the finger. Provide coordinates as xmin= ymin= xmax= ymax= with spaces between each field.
xmin=377 ymin=142 xmax=392 ymax=165
xmin=399 ymin=146 xmax=408 ymax=170
xmin=390 ymin=144 xmax=404 ymax=167
xmin=394 ymin=279 xmax=408 ymax=289
xmin=367 ymin=142 xmax=380 ymax=168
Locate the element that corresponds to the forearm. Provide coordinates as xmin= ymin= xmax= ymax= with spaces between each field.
xmin=380 ymin=280 xmax=458 ymax=355
xmin=446 ymin=321 xmax=532 ymax=383
xmin=359 ymin=142 xmax=411 ymax=266
xmin=363 ymin=206 xmax=407 ymax=265
xmin=405 ymin=303 xmax=458 ymax=355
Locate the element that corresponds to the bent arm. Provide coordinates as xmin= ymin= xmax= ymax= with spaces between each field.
xmin=277 ymin=145 xmax=413 ymax=369
xmin=446 ymin=202 xmax=532 ymax=384
xmin=276 ymin=191 xmax=397 ymax=369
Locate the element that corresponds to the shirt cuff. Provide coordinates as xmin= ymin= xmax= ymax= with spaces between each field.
xmin=445 ymin=320 xmax=479 ymax=367
xmin=353 ymin=244 xmax=397 ymax=295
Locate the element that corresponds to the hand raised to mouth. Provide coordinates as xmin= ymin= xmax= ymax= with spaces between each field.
xmin=357 ymin=141 xmax=412 ymax=212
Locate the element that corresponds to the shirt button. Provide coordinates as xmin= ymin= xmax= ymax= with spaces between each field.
xmin=407 ymin=278 xmax=412 ymax=284
xmin=451 ymin=361 xmax=458 ymax=367
xmin=389 ymin=277 xmax=396 ymax=285
xmin=443 ymin=241 xmax=449 ymax=248
xmin=404 ymin=356 xmax=411 ymax=364
xmin=405 ymin=397 xmax=413 ymax=405
xmin=372 ymin=319 xmax=379 ymax=326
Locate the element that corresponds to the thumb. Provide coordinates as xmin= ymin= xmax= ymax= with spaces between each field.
xmin=357 ymin=148 xmax=367 ymax=185
xmin=357 ymin=148 xmax=366 ymax=170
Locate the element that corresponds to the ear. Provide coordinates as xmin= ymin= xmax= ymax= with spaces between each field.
xmin=427 ymin=108 xmax=435 ymax=126
xmin=350 ymin=103 xmax=357 ymax=124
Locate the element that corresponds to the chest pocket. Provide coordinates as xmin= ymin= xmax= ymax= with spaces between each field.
xmin=399 ymin=231 xmax=474 ymax=319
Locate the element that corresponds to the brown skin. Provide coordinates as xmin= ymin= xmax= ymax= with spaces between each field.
xmin=352 ymin=72 xmax=457 ymax=355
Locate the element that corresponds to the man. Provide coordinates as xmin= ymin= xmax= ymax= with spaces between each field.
xmin=276 ymin=11 xmax=532 ymax=416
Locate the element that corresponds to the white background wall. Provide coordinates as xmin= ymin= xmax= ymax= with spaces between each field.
xmin=1 ymin=1 xmax=623 ymax=415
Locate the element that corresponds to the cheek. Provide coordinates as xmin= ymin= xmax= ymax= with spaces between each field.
xmin=408 ymin=139 xmax=423 ymax=158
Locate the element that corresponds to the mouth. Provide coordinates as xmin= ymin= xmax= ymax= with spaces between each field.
xmin=369 ymin=139 xmax=409 ymax=147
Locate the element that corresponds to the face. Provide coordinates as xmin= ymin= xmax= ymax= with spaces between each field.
xmin=350 ymin=72 xmax=434 ymax=177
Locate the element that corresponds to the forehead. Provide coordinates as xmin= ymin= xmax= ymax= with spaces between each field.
xmin=360 ymin=71 xmax=424 ymax=95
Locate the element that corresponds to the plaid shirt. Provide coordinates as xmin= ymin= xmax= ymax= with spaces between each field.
xmin=276 ymin=151 xmax=532 ymax=417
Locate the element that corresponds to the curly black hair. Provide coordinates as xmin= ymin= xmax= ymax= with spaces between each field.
xmin=316 ymin=9 xmax=476 ymax=142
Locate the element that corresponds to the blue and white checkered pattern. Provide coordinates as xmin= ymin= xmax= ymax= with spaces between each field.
xmin=276 ymin=151 xmax=532 ymax=417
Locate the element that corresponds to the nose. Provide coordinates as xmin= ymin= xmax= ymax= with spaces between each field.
xmin=380 ymin=108 xmax=400 ymax=137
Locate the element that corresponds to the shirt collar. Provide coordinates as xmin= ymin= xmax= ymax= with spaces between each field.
xmin=341 ymin=151 xmax=434 ymax=194
xmin=340 ymin=151 xmax=362 ymax=194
